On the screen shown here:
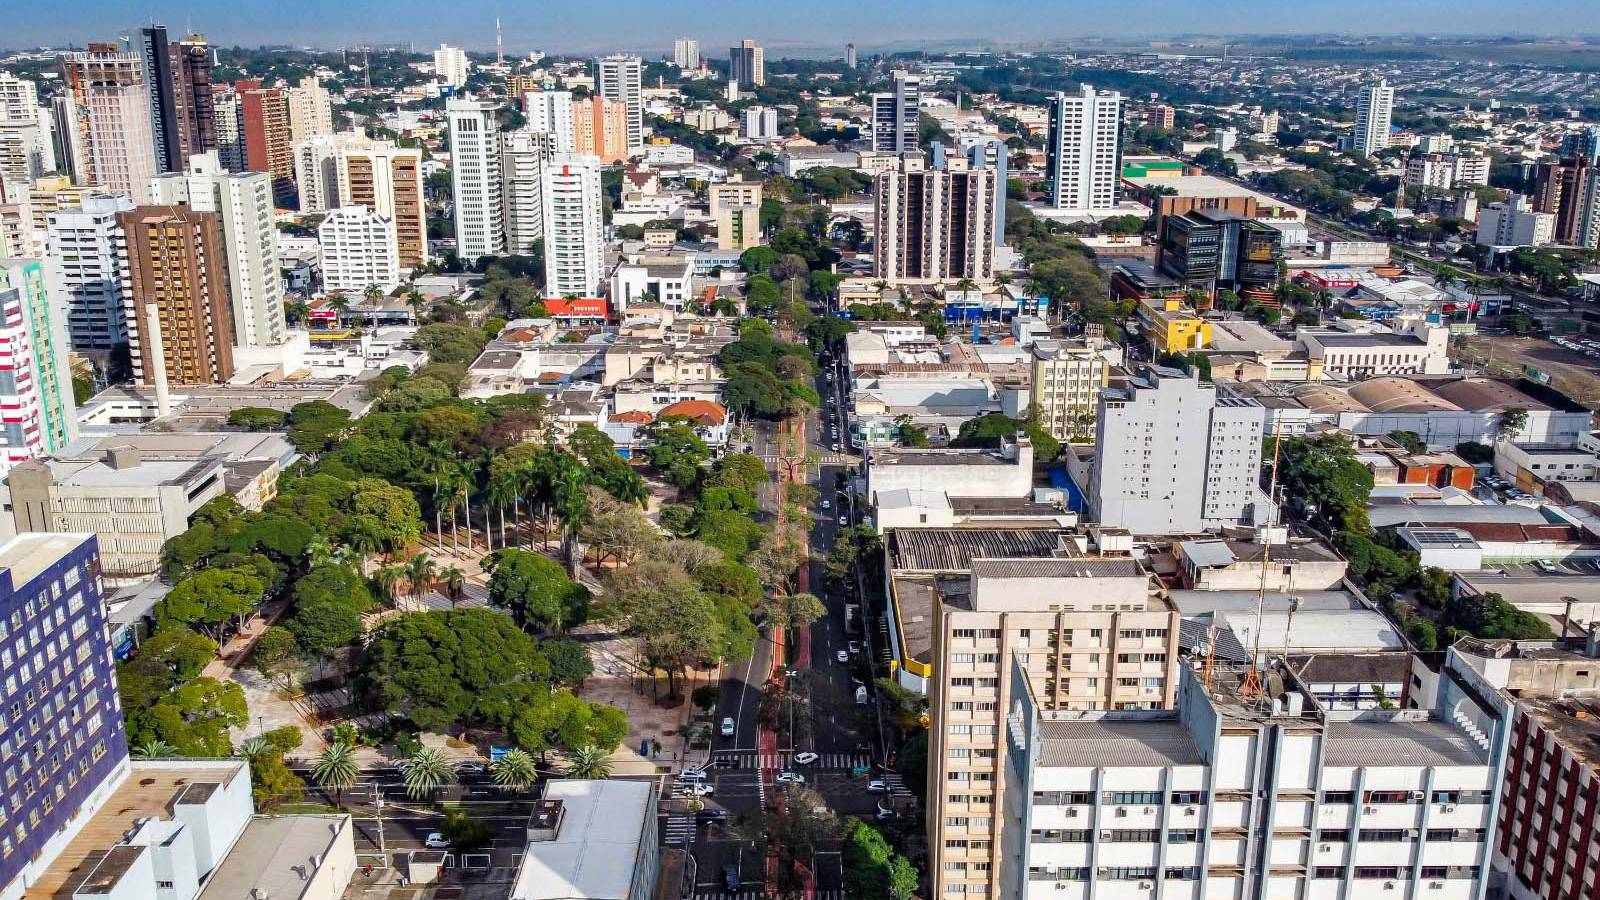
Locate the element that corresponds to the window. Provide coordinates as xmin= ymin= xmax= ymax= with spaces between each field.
xmin=1170 ymin=791 xmax=1203 ymax=804
xmin=1322 ymin=791 xmax=1355 ymax=804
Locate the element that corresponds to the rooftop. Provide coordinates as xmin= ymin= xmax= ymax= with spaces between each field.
xmin=888 ymin=527 xmax=1070 ymax=572
xmin=512 ymin=779 xmax=655 ymax=900
xmin=870 ymin=447 xmax=1013 ymax=467
xmin=0 ymin=533 xmax=92 ymax=587
xmin=1288 ymin=652 xmax=1412 ymax=686
xmin=1322 ymin=720 xmax=1487 ymax=767
xmin=1035 ymin=718 xmax=1203 ymax=768
xmin=195 ymin=816 xmax=350 ymax=900
xmin=970 ymin=557 xmax=1142 ymax=579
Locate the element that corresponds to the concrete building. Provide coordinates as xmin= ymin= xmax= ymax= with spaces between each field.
xmin=595 ymin=55 xmax=644 ymax=151
xmin=1046 ymin=84 xmax=1125 ymax=212
xmin=433 ymin=43 xmax=469 ymax=89
xmin=138 ymin=27 xmax=187 ymax=170
xmin=147 ymin=151 xmax=285 ymax=350
xmin=1353 ymin=78 xmax=1395 ymax=155
xmin=0 ymin=73 xmax=56 ymax=189
xmin=1534 ymin=156 xmax=1600 ymax=249
xmin=708 ymin=180 xmax=762 ymax=215
xmin=740 ymin=105 xmax=779 ymax=141
xmin=998 ymin=659 xmax=1501 ymax=900
xmin=673 ymin=39 xmax=700 ymax=71
xmin=1090 ymin=365 xmax=1267 ymax=535
xmin=846 ymin=42 xmax=857 ymax=68
xmin=318 ymin=205 xmax=400 ymax=294
xmin=872 ymin=70 xmax=922 ymax=154
xmin=1406 ymin=153 xmax=1492 ymax=192
xmin=572 ymin=96 xmax=630 ymax=163
xmin=1157 ymin=209 xmax=1285 ymax=304
xmin=45 ymin=194 xmax=135 ymax=351
xmin=1146 ymin=104 xmax=1176 ymax=129
xmin=209 ymin=86 xmax=243 ymax=173
xmin=234 ymin=80 xmax=293 ymax=206
xmin=0 ymin=260 xmax=76 ymax=471
xmin=716 ymin=203 xmax=760 ymax=250
xmin=510 ymin=779 xmax=659 ymax=900
xmin=1297 ymin=322 xmax=1451 ymax=378
xmin=728 ymin=39 xmax=765 ymax=87
xmin=447 ymin=98 xmax=506 ymax=260
xmin=117 ymin=205 xmax=235 ymax=386
xmin=64 ymin=45 xmax=159 ymax=203
xmin=1477 ymin=195 xmax=1555 ymax=247
xmin=541 ymin=154 xmax=605 ymax=298
xmin=501 ymin=129 xmax=549 ymax=256
xmin=867 ymin=436 xmax=1034 ymax=503
xmin=1030 ymin=339 xmax=1110 ymax=443
xmin=284 ymin=75 xmax=334 ymax=142
xmin=873 ymin=155 xmax=999 ymax=285
xmin=523 ymin=90 xmax=576 ymax=155
xmin=0 ymin=532 xmax=131 ymax=899
xmin=336 ymin=138 xmax=426 ymax=271
xmin=291 ymin=131 xmax=363 ymax=213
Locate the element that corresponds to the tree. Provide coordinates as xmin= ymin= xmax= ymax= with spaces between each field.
xmin=136 ymin=626 xmax=218 ymax=681
xmin=405 ymin=552 xmax=439 ymax=603
xmin=247 ymin=747 xmax=305 ymax=810
xmin=542 ymin=639 xmax=594 ymax=686
xmin=228 ymin=407 xmax=287 ymax=431
xmin=310 ymin=741 xmax=360 ymax=806
xmin=564 ymin=745 xmax=614 ymax=779
xmin=1496 ymin=407 xmax=1529 ymax=443
xmin=601 ymin=562 xmax=726 ymax=699
xmin=401 ymin=746 xmax=457 ymax=799
xmin=1454 ymin=441 xmax=1494 ymax=464
xmin=485 ymin=549 xmax=591 ymax=632
xmin=490 ymin=748 xmax=539 ymax=794
xmin=648 ymin=422 xmax=712 ymax=488
xmin=766 ymin=787 xmax=840 ymax=890
xmin=133 ymin=739 xmax=178 ymax=759
xmin=1388 ymin=431 xmax=1428 ymax=454
xmin=441 ymin=809 xmax=492 ymax=849
xmin=125 ymin=677 xmax=247 ymax=756
xmin=251 ymin=626 xmax=302 ymax=689
xmin=1450 ymin=591 xmax=1552 ymax=639
xmin=842 ymin=818 xmax=917 ymax=899
xmin=362 ymin=609 xmax=551 ymax=732
xmin=692 ymin=684 xmax=721 ymax=713
xmin=157 ymin=567 xmax=266 ymax=641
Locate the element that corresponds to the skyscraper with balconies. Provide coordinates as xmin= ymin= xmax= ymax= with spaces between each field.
xmin=447 ymin=97 xmax=506 ymax=260
xmin=1046 ymin=84 xmax=1124 ymax=212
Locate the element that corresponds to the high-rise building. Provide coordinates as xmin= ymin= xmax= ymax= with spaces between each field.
xmin=117 ymin=204 xmax=235 ymax=385
xmin=285 ymin=75 xmax=334 ymax=142
xmin=1561 ymin=125 xmax=1600 ymax=165
xmin=596 ymin=55 xmax=644 ymax=151
xmin=170 ymin=34 xmax=214 ymax=162
xmin=292 ymin=131 xmax=364 ymax=212
xmin=0 ymin=74 xmax=55 ymax=189
xmin=1353 ymin=78 xmax=1395 ymax=155
xmin=673 ymin=39 xmax=700 ymax=71
xmin=540 ymin=153 xmax=604 ymax=298
xmin=1046 ymin=84 xmax=1125 ymax=211
xmin=1534 ymin=155 xmax=1600 ymax=249
xmin=318 ymin=205 xmax=400 ymax=294
xmin=1029 ymin=338 xmax=1109 ymax=443
xmin=1089 ymin=365 xmax=1267 ymax=534
xmin=708 ymin=179 xmax=762 ymax=216
xmin=49 ymin=94 xmax=91 ymax=185
xmin=1157 ymin=209 xmax=1284 ymax=303
xmin=27 ymin=175 xmax=98 ymax=236
xmin=936 ymin=137 xmax=1010 ymax=245
xmin=1145 ymin=103 xmax=1176 ymax=129
xmin=728 ymin=39 xmax=765 ymax=87
xmin=235 ymin=80 xmax=293 ymax=206
xmin=147 ymin=151 xmax=285 ymax=349
xmin=572 ymin=96 xmax=630 ymax=163
xmin=873 ymin=155 xmax=999 ymax=284
xmin=523 ymin=90 xmax=576 ymax=154
xmin=45 ymin=193 xmax=134 ymax=350
xmin=210 ymin=85 xmax=244 ymax=173
xmin=1405 ymin=152 xmax=1491 ymax=192
xmin=433 ymin=43 xmax=470 ymax=89
xmin=845 ymin=43 xmax=857 ymax=69
xmin=337 ymin=139 xmax=427 ymax=271
xmin=0 ymin=532 xmax=131 ymax=899
xmin=500 ymin=129 xmax=550 ymax=257
xmin=1477 ymin=194 xmax=1555 ymax=247
xmin=446 ymin=98 xmax=506 ymax=260
xmin=137 ymin=26 xmax=181 ymax=172
xmin=740 ymin=105 xmax=779 ymax=141
xmin=0 ymin=259 xmax=77 ymax=468
xmin=871 ymin=70 xmax=922 ymax=154
xmin=64 ymin=44 xmax=159 ymax=203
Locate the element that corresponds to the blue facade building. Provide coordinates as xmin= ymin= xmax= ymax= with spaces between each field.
xmin=0 ymin=533 xmax=130 ymax=898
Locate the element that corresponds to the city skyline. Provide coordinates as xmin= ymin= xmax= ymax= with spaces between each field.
xmin=6 ymin=0 xmax=1599 ymax=54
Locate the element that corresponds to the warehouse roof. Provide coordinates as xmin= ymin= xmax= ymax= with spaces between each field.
xmin=888 ymin=528 xmax=1068 ymax=572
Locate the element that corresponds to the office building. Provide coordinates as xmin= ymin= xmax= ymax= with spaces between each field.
xmin=447 ymin=97 xmax=506 ymax=260
xmin=845 ymin=43 xmax=857 ymax=69
xmin=1560 ymin=125 xmax=1600 ymax=165
xmin=210 ymin=86 xmax=244 ymax=173
xmin=1146 ymin=103 xmax=1175 ymax=129
xmin=1029 ymin=339 xmax=1109 ymax=443
xmin=137 ymin=25 xmax=181 ymax=172
xmin=573 ymin=96 xmax=630 ymax=163
xmin=872 ymin=70 xmax=922 ymax=154
xmin=673 ymin=39 xmax=700 ymax=71
xmin=1477 ymin=195 xmax=1555 ymax=247
xmin=523 ymin=89 xmax=576 ymax=154
xmin=998 ymin=660 xmax=1500 ymax=900
xmin=1046 ymin=84 xmax=1125 ymax=211
xmin=45 ymin=194 xmax=134 ymax=351
xmin=318 ymin=205 xmax=400 ymax=294
xmin=138 ymin=27 xmax=215 ymax=173
xmin=117 ymin=204 xmax=235 ymax=385
xmin=433 ymin=43 xmax=469 ymax=89
xmin=64 ymin=44 xmax=159 ymax=203
xmin=337 ymin=139 xmax=427 ymax=271
xmin=285 ymin=75 xmax=334 ymax=142
xmin=540 ymin=154 xmax=604 ymax=298
xmin=235 ymin=80 xmax=293 ymax=206
xmin=1090 ymin=364 xmax=1267 ymax=534
xmin=1534 ymin=155 xmax=1600 ymax=249
xmin=148 ymin=151 xmax=285 ymax=349
xmin=873 ymin=155 xmax=1000 ymax=285
xmin=596 ymin=54 xmax=644 ymax=151
xmin=729 ymin=39 xmax=764 ymax=87
xmin=1353 ymin=78 xmax=1395 ymax=155
xmin=0 ymin=532 xmax=131 ymax=898
xmin=509 ymin=779 xmax=659 ymax=900
xmin=716 ymin=204 xmax=760 ymax=251
xmin=501 ymin=129 xmax=549 ymax=256
xmin=741 ymin=105 xmax=779 ymax=141
xmin=1157 ymin=209 xmax=1284 ymax=303
xmin=0 ymin=260 xmax=76 ymax=468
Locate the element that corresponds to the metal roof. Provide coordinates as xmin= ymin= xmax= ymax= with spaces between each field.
xmin=1035 ymin=719 xmax=1204 ymax=769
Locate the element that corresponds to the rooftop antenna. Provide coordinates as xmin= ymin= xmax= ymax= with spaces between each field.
xmin=496 ymin=14 xmax=504 ymax=66
xmin=1239 ymin=420 xmax=1284 ymax=703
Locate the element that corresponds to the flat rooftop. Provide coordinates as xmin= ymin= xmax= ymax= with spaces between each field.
xmin=512 ymin=779 xmax=654 ymax=900
xmin=970 ymin=557 xmax=1142 ymax=579
xmin=1519 ymin=696 xmax=1600 ymax=769
xmin=0 ymin=533 xmax=92 ymax=587
xmin=1311 ymin=332 xmax=1426 ymax=348
xmin=1322 ymin=720 xmax=1487 ymax=767
xmin=870 ymin=448 xmax=1013 ymax=467
xmin=1035 ymin=718 xmax=1203 ymax=768
xmin=889 ymin=528 xmax=1070 ymax=572
xmin=195 ymin=815 xmax=349 ymax=900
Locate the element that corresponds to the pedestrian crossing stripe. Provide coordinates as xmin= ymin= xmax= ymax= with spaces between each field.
xmin=662 ymin=814 xmax=696 ymax=846
xmin=709 ymin=751 xmax=873 ymax=770
xmin=694 ymin=892 xmax=843 ymax=900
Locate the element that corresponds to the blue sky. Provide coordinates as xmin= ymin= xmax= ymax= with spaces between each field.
xmin=9 ymin=0 xmax=1598 ymax=54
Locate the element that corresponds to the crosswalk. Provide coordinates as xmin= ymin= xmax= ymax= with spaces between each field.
xmin=711 ymin=750 xmax=873 ymax=770
xmin=693 ymin=892 xmax=843 ymax=900
xmin=662 ymin=813 xmax=696 ymax=846
xmin=880 ymin=772 xmax=915 ymax=798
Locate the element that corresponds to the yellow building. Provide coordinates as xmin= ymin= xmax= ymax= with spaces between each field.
xmin=1138 ymin=297 xmax=1211 ymax=354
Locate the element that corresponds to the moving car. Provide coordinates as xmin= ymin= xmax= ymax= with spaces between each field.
xmin=848 ymin=641 xmax=861 ymax=654
xmin=456 ymin=761 xmax=486 ymax=775
xmin=698 ymin=807 xmax=729 ymax=824
xmin=776 ymin=771 xmax=805 ymax=785
xmin=792 ymin=751 xmax=819 ymax=765
xmin=713 ymin=756 xmax=740 ymax=769
xmin=424 ymin=832 xmax=449 ymax=849
xmin=838 ymin=515 xmax=848 ymax=526
xmin=876 ymin=805 xmax=899 ymax=821
xmin=676 ymin=768 xmax=708 ymax=783
xmin=720 ymin=717 xmax=735 ymax=737
xmin=866 ymin=779 xmax=888 ymax=794
xmin=723 ymin=864 xmax=741 ymax=891
xmin=836 ymin=649 xmax=848 ymax=664
xmin=679 ymin=782 xmax=714 ymax=797
xmin=821 ymin=499 xmax=831 ymax=510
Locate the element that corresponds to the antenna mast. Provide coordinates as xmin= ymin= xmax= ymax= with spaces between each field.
xmin=1239 ymin=421 xmax=1284 ymax=702
xmin=496 ymin=15 xmax=504 ymax=66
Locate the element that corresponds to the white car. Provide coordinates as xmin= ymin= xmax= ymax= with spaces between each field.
xmin=676 ymin=769 xmax=709 ymax=783
xmin=836 ymin=649 xmax=848 ymax=664
xmin=838 ymin=515 xmax=848 ymax=526
xmin=866 ymin=779 xmax=888 ymax=794
xmin=424 ymin=832 xmax=449 ymax=849
xmin=775 ymin=771 xmax=805 ymax=785
xmin=679 ymin=782 xmax=715 ymax=797
xmin=792 ymin=751 xmax=819 ymax=765
xmin=720 ymin=717 xmax=735 ymax=737
xmin=821 ymin=499 xmax=831 ymax=510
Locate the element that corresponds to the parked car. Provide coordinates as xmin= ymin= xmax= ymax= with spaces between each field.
xmin=866 ymin=779 xmax=888 ymax=794
xmin=456 ymin=761 xmax=486 ymax=775
xmin=698 ymin=807 xmax=729 ymax=824
xmin=424 ymin=832 xmax=450 ymax=849
xmin=876 ymin=805 xmax=899 ymax=821
xmin=776 ymin=771 xmax=805 ymax=785
xmin=720 ymin=716 xmax=736 ymax=737
xmin=679 ymin=782 xmax=714 ymax=797
xmin=676 ymin=768 xmax=708 ymax=783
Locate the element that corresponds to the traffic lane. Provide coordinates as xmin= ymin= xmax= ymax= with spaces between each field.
xmin=714 ymin=625 xmax=776 ymax=751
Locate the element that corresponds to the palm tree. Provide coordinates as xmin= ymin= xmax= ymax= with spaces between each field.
xmin=400 ymin=746 xmax=457 ymax=800
xmin=563 ymin=745 xmax=613 ymax=780
xmin=405 ymin=553 xmax=438 ymax=605
xmin=552 ymin=465 xmax=591 ymax=576
xmin=490 ymin=749 xmax=539 ymax=795
xmin=363 ymin=282 xmax=385 ymax=305
xmin=404 ymin=286 xmax=426 ymax=322
xmin=954 ymin=276 xmax=978 ymax=294
xmin=326 ymin=291 xmax=351 ymax=317
xmin=237 ymin=736 xmax=269 ymax=757
xmin=441 ymin=565 xmax=467 ymax=605
xmin=133 ymin=739 xmax=178 ymax=759
xmin=372 ymin=564 xmax=406 ymax=606
xmin=344 ymin=518 xmax=385 ymax=569
xmin=994 ymin=272 xmax=1013 ymax=287
xmin=310 ymin=742 xmax=360 ymax=806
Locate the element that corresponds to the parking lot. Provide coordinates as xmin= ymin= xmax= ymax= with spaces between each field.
xmin=1455 ymin=333 xmax=1600 ymax=408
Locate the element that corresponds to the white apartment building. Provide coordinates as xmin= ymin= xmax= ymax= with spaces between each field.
xmin=673 ymin=39 xmax=700 ymax=71
xmin=45 ymin=194 xmax=135 ymax=351
xmin=741 ymin=106 xmax=779 ymax=141
xmin=998 ymin=661 xmax=1500 ymax=900
xmin=874 ymin=155 xmax=999 ymax=284
xmin=596 ymin=55 xmax=644 ymax=151
xmin=1089 ymin=365 xmax=1267 ymax=535
xmin=522 ymin=90 xmax=576 ymax=155
xmin=292 ymin=132 xmax=365 ymax=212
xmin=148 ymin=151 xmax=285 ymax=349
xmin=872 ymin=70 xmax=922 ymax=154
xmin=447 ymin=98 xmax=506 ymax=260
xmin=1477 ymin=195 xmax=1555 ymax=247
xmin=1046 ymin=84 xmax=1125 ymax=211
xmin=0 ymin=73 xmax=56 ymax=187
xmin=501 ymin=129 xmax=549 ymax=256
xmin=1405 ymin=153 xmax=1491 ymax=193
xmin=211 ymin=88 xmax=243 ymax=173
xmin=318 ymin=205 xmax=400 ymax=294
xmin=335 ymin=139 xmax=428 ymax=271
xmin=541 ymin=154 xmax=604 ymax=298
xmin=433 ymin=44 xmax=469 ymax=88
xmin=284 ymin=76 xmax=333 ymax=142
xmin=1030 ymin=339 xmax=1109 ymax=443
xmin=1353 ymin=79 xmax=1395 ymax=155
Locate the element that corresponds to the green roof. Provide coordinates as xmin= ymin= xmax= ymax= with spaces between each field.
xmin=1122 ymin=161 xmax=1188 ymax=178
